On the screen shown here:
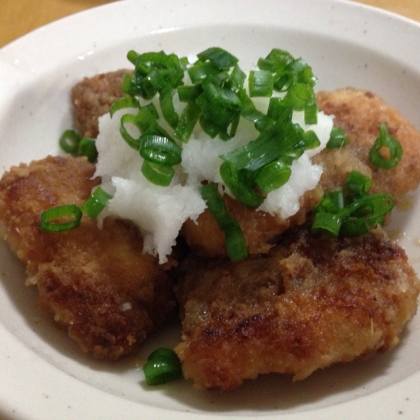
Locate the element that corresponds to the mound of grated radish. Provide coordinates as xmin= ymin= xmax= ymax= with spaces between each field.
xmin=94 ymin=100 xmax=334 ymax=263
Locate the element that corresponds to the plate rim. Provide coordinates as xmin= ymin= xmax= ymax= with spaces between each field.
xmin=1 ymin=0 xmax=420 ymax=419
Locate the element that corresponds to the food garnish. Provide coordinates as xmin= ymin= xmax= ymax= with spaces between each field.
xmin=312 ymin=170 xmax=394 ymax=237
xmin=143 ymin=347 xmax=183 ymax=386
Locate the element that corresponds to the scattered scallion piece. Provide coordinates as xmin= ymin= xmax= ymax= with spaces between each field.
xmin=369 ymin=123 xmax=403 ymax=169
xmin=312 ymin=170 xmax=394 ymax=237
xmin=81 ymin=187 xmax=112 ymax=218
xmin=248 ymin=70 xmax=273 ymax=97
xmin=255 ymin=159 xmax=292 ymax=193
xmin=143 ymin=348 xmax=182 ymax=386
xmin=59 ymin=129 xmax=81 ymax=154
xmin=326 ymin=126 xmax=349 ymax=149
xmin=199 ymin=183 xmax=248 ymax=262
xmin=219 ymin=162 xmax=264 ymax=208
xmin=141 ymin=160 xmax=175 ymax=187
xmin=140 ymin=133 xmax=182 ymax=166
xmin=78 ymin=138 xmax=98 ymax=163
xmin=40 ymin=187 xmax=113 ymax=232
xmin=196 ymin=47 xmax=238 ymax=70
xmin=40 ymin=205 xmax=82 ymax=232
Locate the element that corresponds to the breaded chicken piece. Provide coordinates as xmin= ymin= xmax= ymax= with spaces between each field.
xmin=71 ymin=69 xmax=131 ymax=138
xmin=315 ymin=88 xmax=420 ymax=201
xmin=0 ymin=155 xmax=176 ymax=360
xmin=182 ymin=89 xmax=420 ymax=258
xmin=175 ymin=226 xmax=420 ymax=390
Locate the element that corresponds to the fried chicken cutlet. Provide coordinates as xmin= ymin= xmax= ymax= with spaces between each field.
xmin=0 ymin=155 xmax=176 ymax=360
xmin=175 ymin=226 xmax=420 ymax=390
xmin=71 ymin=69 xmax=131 ymax=138
xmin=315 ymin=88 xmax=420 ymax=201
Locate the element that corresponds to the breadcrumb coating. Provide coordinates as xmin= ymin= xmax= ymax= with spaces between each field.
xmin=0 ymin=155 xmax=176 ymax=360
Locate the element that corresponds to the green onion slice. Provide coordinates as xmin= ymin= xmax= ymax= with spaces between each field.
xmin=173 ymin=101 xmax=202 ymax=142
xmin=196 ymin=47 xmax=239 ymax=70
xmin=312 ymin=211 xmax=343 ymax=237
xmin=81 ymin=187 xmax=112 ymax=218
xmin=78 ymin=138 xmax=98 ymax=163
xmin=140 ymin=134 xmax=182 ymax=166
xmin=248 ymin=70 xmax=273 ymax=97
xmin=368 ymin=123 xmax=403 ymax=169
xmin=159 ymin=85 xmax=179 ymax=129
xmin=255 ymin=159 xmax=292 ymax=194
xmin=340 ymin=193 xmax=394 ymax=236
xmin=120 ymin=113 xmax=142 ymax=150
xmin=312 ymin=170 xmax=395 ymax=237
xmin=326 ymin=126 xmax=349 ymax=149
xmin=141 ymin=160 xmax=175 ymax=187
xmin=40 ymin=205 xmax=82 ymax=232
xmin=199 ymin=183 xmax=248 ymax=262
xmin=143 ymin=348 xmax=182 ymax=386
xmin=59 ymin=130 xmax=81 ymax=154
xmin=343 ymin=170 xmax=372 ymax=200
xmin=110 ymin=96 xmax=140 ymax=117
xmin=219 ymin=162 xmax=264 ymax=208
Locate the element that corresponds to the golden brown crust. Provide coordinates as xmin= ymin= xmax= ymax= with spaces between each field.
xmin=175 ymin=226 xmax=420 ymax=390
xmin=315 ymin=88 xmax=420 ymax=201
xmin=71 ymin=69 xmax=131 ymax=138
xmin=0 ymin=155 xmax=176 ymax=360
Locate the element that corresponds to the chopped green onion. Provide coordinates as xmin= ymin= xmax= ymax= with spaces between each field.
xmin=368 ymin=123 xmax=403 ymax=169
xmin=304 ymin=98 xmax=318 ymax=125
xmin=312 ymin=211 xmax=343 ymax=236
xmin=282 ymin=82 xmax=314 ymax=110
xmin=196 ymin=88 xmax=240 ymax=138
xmin=177 ymin=85 xmax=202 ymax=102
xmin=159 ymin=85 xmax=179 ymax=129
xmin=326 ymin=127 xmax=349 ymax=149
xmin=312 ymin=171 xmax=395 ymax=237
xmin=187 ymin=61 xmax=220 ymax=84
xmin=140 ymin=134 xmax=182 ymax=166
xmin=221 ymin=114 xmax=302 ymax=172
xmin=230 ymin=64 xmax=246 ymax=89
xmin=59 ymin=130 xmax=81 ymax=154
xmin=257 ymin=48 xmax=294 ymax=74
xmin=78 ymin=138 xmax=98 ymax=163
xmin=173 ymin=101 xmax=202 ymax=142
xmin=81 ymin=187 xmax=112 ymax=218
xmin=343 ymin=170 xmax=372 ymax=200
xmin=141 ymin=160 xmax=175 ymax=186
xmin=135 ymin=104 xmax=160 ymax=132
xmin=340 ymin=194 xmax=394 ymax=236
xmin=238 ymin=89 xmax=272 ymax=131
xmin=120 ymin=113 xmax=142 ymax=150
xmin=219 ymin=162 xmax=264 ymax=208
xmin=110 ymin=96 xmax=140 ymax=117
xmin=199 ymin=183 xmax=248 ymax=262
xmin=248 ymin=70 xmax=273 ymax=97
xmin=196 ymin=47 xmax=238 ymax=70
xmin=255 ymin=159 xmax=291 ymax=193
xmin=143 ymin=348 xmax=182 ymax=386
xmin=201 ymin=79 xmax=242 ymax=110
xmin=40 ymin=205 xmax=82 ymax=232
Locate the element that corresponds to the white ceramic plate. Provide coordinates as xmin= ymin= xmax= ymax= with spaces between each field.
xmin=1 ymin=0 xmax=420 ymax=418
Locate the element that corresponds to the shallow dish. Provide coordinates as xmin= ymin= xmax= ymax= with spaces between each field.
xmin=1 ymin=0 xmax=420 ymax=418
